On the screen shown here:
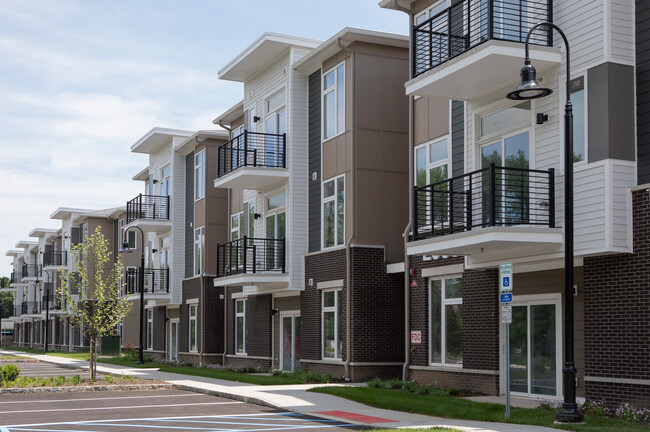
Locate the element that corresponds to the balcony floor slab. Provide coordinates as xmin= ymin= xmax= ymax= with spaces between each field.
xmin=213 ymin=273 xmax=289 ymax=289
xmin=214 ymin=167 xmax=288 ymax=191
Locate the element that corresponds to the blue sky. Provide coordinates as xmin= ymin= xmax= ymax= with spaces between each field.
xmin=0 ymin=0 xmax=407 ymax=273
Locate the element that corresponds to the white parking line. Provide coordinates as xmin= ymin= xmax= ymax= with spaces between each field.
xmin=0 ymin=401 xmax=243 ymax=415
xmin=0 ymin=393 xmax=201 ymax=404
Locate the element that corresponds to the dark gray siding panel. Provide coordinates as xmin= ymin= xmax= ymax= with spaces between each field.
xmin=113 ymin=221 xmax=119 ymax=263
xmin=638 ymin=0 xmax=650 ymax=184
xmin=185 ymin=151 xmax=194 ymax=279
xmin=71 ymin=227 xmax=80 ymax=246
xmin=308 ymin=70 xmax=322 ymax=253
xmin=451 ymin=100 xmax=464 ymax=177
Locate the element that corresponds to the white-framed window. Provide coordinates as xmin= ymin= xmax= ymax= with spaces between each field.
xmin=119 ymin=219 xmax=137 ymax=250
xmin=195 ymin=149 xmax=205 ymax=200
xmin=247 ymin=203 xmax=255 ymax=238
xmin=160 ymin=165 xmax=171 ymax=197
xmin=235 ymin=299 xmax=246 ymax=354
xmin=322 ymin=175 xmax=345 ymax=248
xmin=322 ymin=62 xmax=345 ymax=140
xmin=231 ymin=213 xmax=243 ymax=241
xmin=194 ymin=227 xmax=204 ymax=276
xmin=322 ymin=289 xmax=343 ymax=359
xmin=479 ymin=101 xmax=531 ymax=141
xmin=415 ymin=136 xmax=450 ymax=187
xmin=233 ymin=125 xmax=244 ymax=137
xmin=230 ymin=212 xmax=244 ymax=269
xmin=189 ymin=304 xmax=197 ymax=352
xmin=570 ymin=76 xmax=586 ymax=163
xmin=146 ymin=308 xmax=153 ymax=350
xmin=415 ymin=0 xmax=448 ymax=25
xmin=429 ymin=276 xmax=462 ymax=366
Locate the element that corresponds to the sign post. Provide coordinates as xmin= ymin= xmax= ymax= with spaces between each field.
xmin=500 ymin=263 xmax=513 ymax=420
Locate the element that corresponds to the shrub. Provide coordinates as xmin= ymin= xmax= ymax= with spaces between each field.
xmin=2 ymin=364 xmax=20 ymax=382
xmin=70 ymin=375 xmax=82 ymax=385
xmin=403 ymin=380 xmax=420 ymax=393
xmin=366 ymin=377 xmax=382 ymax=388
xmin=386 ymin=378 xmax=404 ymax=389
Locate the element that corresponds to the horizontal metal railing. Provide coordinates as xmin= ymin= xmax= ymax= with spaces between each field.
xmin=216 ymin=237 xmax=286 ymax=277
xmin=413 ymin=164 xmax=555 ymax=241
xmin=217 ymin=131 xmax=287 ymax=178
xmin=124 ymin=268 xmax=170 ymax=294
xmin=21 ymin=264 xmax=42 ymax=278
xmin=126 ymin=194 xmax=170 ymax=223
xmin=412 ymin=0 xmax=552 ymax=77
xmin=10 ymin=271 xmax=22 ymax=284
xmin=21 ymin=301 xmax=41 ymax=315
xmin=43 ymin=251 xmax=67 ymax=267
xmin=0 ymin=308 xmax=11 ymax=319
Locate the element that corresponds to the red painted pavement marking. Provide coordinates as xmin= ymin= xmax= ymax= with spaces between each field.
xmin=315 ymin=410 xmax=398 ymax=423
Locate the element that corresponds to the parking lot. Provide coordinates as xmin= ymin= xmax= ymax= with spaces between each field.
xmin=0 ymin=389 xmax=357 ymax=432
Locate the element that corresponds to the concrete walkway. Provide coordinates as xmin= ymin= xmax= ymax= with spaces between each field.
xmin=0 ymin=349 xmax=560 ymax=432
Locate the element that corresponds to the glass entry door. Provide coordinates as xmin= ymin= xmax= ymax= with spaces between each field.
xmin=281 ymin=312 xmax=301 ymax=371
xmin=169 ymin=319 xmax=179 ymax=362
xmin=509 ymin=302 xmax=559 ymax=397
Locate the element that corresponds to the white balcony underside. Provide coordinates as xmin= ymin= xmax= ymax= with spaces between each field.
xmin=406 ymin=40 xmax=562 ymax=100
xmin=124 ymin=293 xmax=171 ymax=302
xmin=407 ymin=226 xmax=563 ymax=257
xmin=213 ymin=273 xmax=289 ymax=289
xmin=213 ymin=167 xmax=289 ymax=191
xmin=124 ymin=219 xmax=171 ymax=234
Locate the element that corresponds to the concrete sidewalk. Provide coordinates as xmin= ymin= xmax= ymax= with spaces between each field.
xmin=0 ymin=349 xmax=559 ymax=432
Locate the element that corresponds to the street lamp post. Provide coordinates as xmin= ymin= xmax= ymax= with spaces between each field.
xmin=506 ymin=22 xmax=583 ymax=423
xmin=123 ymin=226 xmax=145 ymax=365
xmin=43 ymin=270 xmax=53 ymax=354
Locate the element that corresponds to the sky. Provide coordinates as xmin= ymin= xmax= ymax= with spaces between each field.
xmin=0 ymin=0 xmax=407 ymax=274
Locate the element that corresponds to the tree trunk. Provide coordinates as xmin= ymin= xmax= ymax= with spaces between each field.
xmin=89 ymin=337 xmax=95 ymax=381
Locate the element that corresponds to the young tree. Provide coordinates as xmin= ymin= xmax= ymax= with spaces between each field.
xmin=59 ymin=226 xmax=131 ymax=379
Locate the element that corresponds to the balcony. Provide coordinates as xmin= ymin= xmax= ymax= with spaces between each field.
xmin=408 ymin=164 xmax=562 ymax=257
xmin=214 ymin=237 xmax=288 ymax=288
xmin=1 ymin=308 xmax=11 ymax=319
xmin=407 ymin=0 xmax=560 ymax=100
xmin=9 ymin=271 xmax=22 ymax=285
xmin=214 ymin=132 xmax=288 ymax=190
xmin=124 ymin=268 xmax=170 ymax=295
xmin=125 ymin=194 xmax=171 ymax=233
xmin=12 ymin=305 xmax=22 ymax=317
xmin=22 ymin=301 xmax=41 ymax=315
xmin=21 ymin=264 xmax=42 ymax=280
xmin=43 ymin=251 xmax=67 ymax=269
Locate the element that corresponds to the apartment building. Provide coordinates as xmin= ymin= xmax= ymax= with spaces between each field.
xmin=9 ymin=240 xmax=40 ymax=347
xmin=381 ymin=0 xmax=642 ymax=406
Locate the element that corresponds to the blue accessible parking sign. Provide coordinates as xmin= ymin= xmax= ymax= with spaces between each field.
xmin=500 ymin=293 xmax=513 ymax=303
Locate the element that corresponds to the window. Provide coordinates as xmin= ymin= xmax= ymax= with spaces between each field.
xmin=570 ymin=76 xmax=585 ymax=163
xmin=146 ymin=309 xmax=153 ymax=350
xmin=415 ymin=0 xmax=447 ymax=25
xmin=322 ymin=290 xmax=343 ymax=359
xmin=429 ymin=277 xmax=462 ymax=365
xmin=195 ymin=150 xmax=205 ymax=200
xmin=160 ymin=165 xmax=171 ymax=197
xmin=189 ymin=304 xmax=197 ymax=352
xmin=323 ymin=62 xmax=345 ymax=140
xmin=119 ymin=219 xmax=137 ymax=250
xmin=194 ymin=227 xmax=204 ymax=276
xmin=266 ymin=192 xmax=286 ymax=269
xmin=230 ymin=213 xmax=243 ymax=269
xmin=247 ymin=203 xmax=255 ymax=238
xmin=231 ymin=213 xmax=243 ymax=241
xmin=322 ymin=176 xmax=345 ymax=248
xmin=267 ymin=91 xmax=285 ymax=114
xmin=480 ymin=101 xmax=530 ymax=139
xmin=415 ymin=137 xmax=449 ymax=187
xmin=235 ymin=299 xmax=246 ymax=354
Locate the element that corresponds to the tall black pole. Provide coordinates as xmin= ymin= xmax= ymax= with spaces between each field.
xmin=138 ymin=248 xmax=145 ymax=364
xmin=44 ymin=287 xmax=49 ymax=353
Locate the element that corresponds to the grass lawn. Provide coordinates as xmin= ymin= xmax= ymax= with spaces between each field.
xmin=310 ymin=387 xmax=650 ymax=432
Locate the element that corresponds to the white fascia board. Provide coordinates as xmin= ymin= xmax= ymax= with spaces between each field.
xmin=28 ymin=228 xmax=58 ymax=238
xmin=130 ymin=127 xmax=194 ymax=154
xmin=213 ymin=100 xmax=244 ymax=125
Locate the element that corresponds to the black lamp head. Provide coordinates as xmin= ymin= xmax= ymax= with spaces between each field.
xmin=506 ymin=59 xmax=553 ymax=100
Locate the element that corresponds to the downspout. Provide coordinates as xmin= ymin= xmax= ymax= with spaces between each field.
xmin=200 ymin=269 xmax=205 ymax=366
xmin=217 ymin=123 xmax=232 ymax=366
xmin=391 ymin=3 xmax=415 ymax=381
xmin=337 ymin=38 xmax=355 ymax=381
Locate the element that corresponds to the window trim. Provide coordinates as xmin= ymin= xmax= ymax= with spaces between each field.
xmin=235 ymin=299 xmax=246 ymax=355
xmin=321 ymin=175 xmax=345 ymax=249
xmin=321 ymin=289 xmax=342 ymax=360
xmin=428 ymin=275 xmax=463 ymax=367
xmin=477 ymin=126 xmax=533 ymax=170
xmin=322 ymin=61 xmax=346 ymax=142
xmin=194 ymin=226 xmax=205 ymax=276
xmin=189 ymin=304 xmax=198 ymax=353
xmin=146 ymin=308 xmax=153 ymax=351
xmin=568 ymin=74 xmax=588 ymax=165
xmin=194 ymin=149 xmax=205 ymax=201
xmin=414 ymin=135 xmax=451 ymax=187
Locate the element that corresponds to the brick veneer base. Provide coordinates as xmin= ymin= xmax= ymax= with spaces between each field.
xmin=409 ymin=369 xmax=498 ymax=395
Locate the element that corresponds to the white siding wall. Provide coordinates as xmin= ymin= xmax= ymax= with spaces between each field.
xmin=611 ymin=161 xmax=636 ymax=251
xmin=554 ymin=0 xmax=604 ymax=72
xmin=608 ymin=0 xmax=635 ymax=65
xmin=170 ymin=138 xmax=186 ymax=305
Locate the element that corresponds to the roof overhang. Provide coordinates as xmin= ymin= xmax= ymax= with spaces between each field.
xmin=131 ymin=127 xmax=194 ymax=154
xmin=213 ymin=100 xmax=244 ymax=126
xmin=133 ymin=166 xmax=149 ymax=182
xmin=50 ymin=207 xmax=95 ymax=220
xmin=219 ymin=32 xmax=321 ymax=82
xmin=28 ymin=228 xmax=58 ymax=238
xmin=175 ymin=130 xmax=230 ymax=155
xmin=5 ymin=250 xmax=22 ymax=257
xmin=294 ymin=27 xmax=409 ymax=74
xmin=15 ymin=241 xmax=38 ymax=249
xmin=378 ymin=0 xmax=415 ymax=11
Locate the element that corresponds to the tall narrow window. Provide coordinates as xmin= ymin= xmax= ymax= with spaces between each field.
xmin=160 ymin=165 xmax=171 ymax=196
xmin=570 ymin=76 xmax=585 ymax=163
xmin=194 ymin=227 xmax=204 ymax=276
xmin=189 ymin=304 xmax=197 ymax=352
xmin=146 ymin=309 xmax=153 ymax=350
xmin=322 ymin=175 xmax=345 ymax=248
xmin=323 ymin=63 xmax=345 ymax=140
xmin=195 ymin=149 xmax=205 ymax=200
xmin=429 ymin=277 xmax=462 ymax=365
xmin=322 ymin=290 xmax=343 ymax=359
xmin=235 ymin=299 xmax=246 ymax=354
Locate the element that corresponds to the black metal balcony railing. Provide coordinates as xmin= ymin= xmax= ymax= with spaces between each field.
xmin=126 ymin=194 xmax=170 ymax=223
xmin=124 ymin=268 xmax=170 ymax=294
xmin=10 ymin=271 xmax=22 ymax=284
xmin=216 ymin=237 xmax=286 ymax=277
xmin=21 ymin=264 xmax=42 ymax=278
xmin=413 ymin=164 xmax=555 ymax=241
xmin=43 ymin=251 xmax=67 ymax=267
xmin=217 ymin=131 xmax=287 ymax=178
xmin=21 ymin=301 xmax=41 ymax=315
xmin=13 ymin=305 xmax=22 ymax=317
xmin=412 ymin=0 xmax=552 ymax=78
xmin=1 ymin=308 xmax=11 ymax=319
